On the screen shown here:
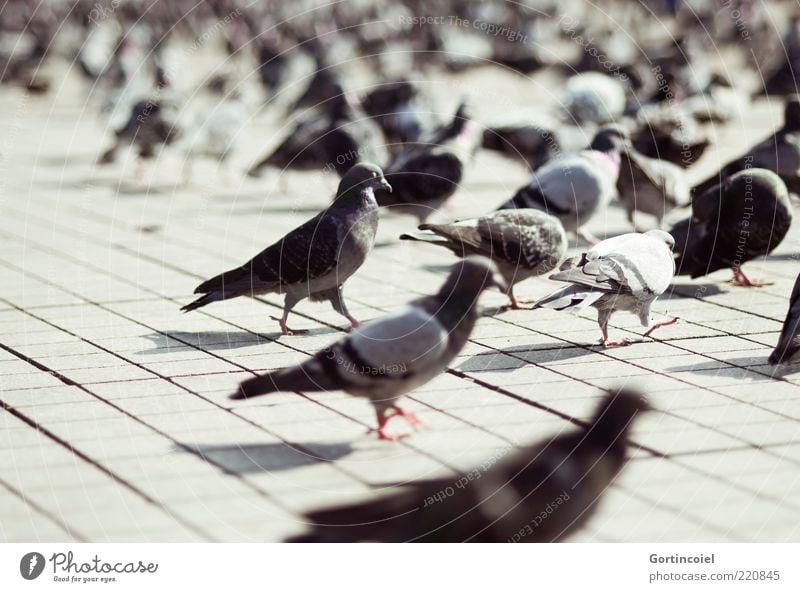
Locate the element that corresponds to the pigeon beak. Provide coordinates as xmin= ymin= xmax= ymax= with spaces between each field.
xmin=380 ymin=178 xmax=392 ymax=193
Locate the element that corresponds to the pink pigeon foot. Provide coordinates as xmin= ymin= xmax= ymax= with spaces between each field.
xmin=730 ymin=268 xmax=771 ymax=287
xmin=270 ymin=315 xmax=309 ymax=335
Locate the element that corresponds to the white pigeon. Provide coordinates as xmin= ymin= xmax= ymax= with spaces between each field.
xmin=230 ymin=257 xmax=508 ymax=440
xmin=562 ymin=72 xmax=627 ymax=125
xmin=534 ymin=230 xmax=677 ymax=346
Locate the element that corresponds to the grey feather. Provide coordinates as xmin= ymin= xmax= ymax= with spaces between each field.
xmin=400 ymin=209 xmax=567 ymax=305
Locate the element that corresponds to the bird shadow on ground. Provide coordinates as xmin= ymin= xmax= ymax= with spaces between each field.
xmin=180 ymin=441 xmax=354 ymax=473
xmin=664 ymin=283 xmax=727 ymax=298
xmin=762 ymin=253 xmax=800 ymax=261
xmin=665 ymin=357 xmax=775 ymax=376
xmin=137 ymin=328 xmax=337 ymax=354
xmin=421 ymin=263 xmax=453 ymax=274
xmin=457 ymin=344 xmax=596 ymax=372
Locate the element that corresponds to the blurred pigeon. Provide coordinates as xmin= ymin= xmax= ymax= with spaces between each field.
xmin=630 ymin=104 xmax=710 ymax=168
xmin=671 ymin=169 xmax=792 ymax=287
xmin=481 ymin=122 xmax=562 ymax=170
xmin=361 ymin=78 xmax=440 ymax=146
xmin=399 ymin=209 xmax=567 ymax=309
xmin=288 ymin=42 xmax=342 ymax=115
xmin=230 ymin=257 xmax=508 ymax=439
xmin=97 ymin=62 xmax=182 ymax=166
xmin=181 ymin=163 xmax=389 ymax=334
xmin=499 ymin=127 xmax=625 ymax=243
xmin=287 ymin=389 xmax=650 ymax=542
xmin=693 ymin=96 xmax=800 ymax=196
xmin=616 ymin=144 xmax=691 ymax=230
xmin=535 ymin=230 xmax=677 ymax=346
xmin=179 ymin=91 xmax=247 ymax=183
xmin=770 ymin=272 xmax=800 ymax=365
xmin=375 ymin=100 xmax=481 ymax=222
xmin=562 ymin=72 xmax=627 ymax=125
xmin=248 ymin=91 xmax=386 ymax=178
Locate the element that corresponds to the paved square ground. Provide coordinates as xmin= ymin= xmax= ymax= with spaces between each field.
xmin=2 ymin=59 xmax=800 ymax=542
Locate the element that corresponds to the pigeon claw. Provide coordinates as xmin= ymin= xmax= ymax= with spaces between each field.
xmin=270 ymin=315 xmax=309 ymax=335
xmin=600 ymin=338 xmax=632 ymax=348
xmin=388 ymin=405 xmax=425 ymax=430
xmin=368 ymin=426 xmax=410 ymax=441
xmin=730 ymin=269 xmax=772 ymax=288
xmin=643 ymin=317 xmax=679 ymax=339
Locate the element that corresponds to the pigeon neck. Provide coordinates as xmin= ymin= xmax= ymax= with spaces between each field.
xmin=332 ymin=186 xmax=376 ymax=211
xmin=432 ymin=285 xmax=484 ymax=333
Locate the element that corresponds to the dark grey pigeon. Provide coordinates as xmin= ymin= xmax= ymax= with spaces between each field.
xmin=181 ymin=163 xmax=389 ymax=334
xmin=499 ymin=126 xmax=626 ymax=244
xmin=374 ymin=100 xmax=481 ymax=223
xmin=248 ymin=92 xmax=387 ymax=178
xmin=481 ymin=122 xmax=562 ymax=170
xmin=361 ymin=78 xmax=440 ymax=146
xmin=693 ymin=96 xmax=800 ymax=196
xmin=400 ymin=209 xmax=567 ymax=309
xmin=286 ymin=390 xmax=650 ymax=542
xmin=535 ymin=230 xmax=677 ymax=347
xmin=769 ymin=272 xmax=800 ymax=365
xmin=230 ymin=257 xmax=508 ymax=440
xmin=671 ymin=169 xmax=792 ymax=286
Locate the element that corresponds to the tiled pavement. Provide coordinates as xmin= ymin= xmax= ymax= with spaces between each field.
xmin=2 ymin=63 xmax=800 ymax=542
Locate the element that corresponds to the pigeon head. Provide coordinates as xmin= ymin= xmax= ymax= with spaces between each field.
xmin=337 ymin=163 xmax=391 ymax=199
xmin=644 ymin=229 xmax=675 ymax=251
xmin=588 ymin=389 xmax=651 ymax=445
xmin=590 ymin=125 xmax=629 ymax=152
xmin=784 ymin=95 xmax=800 ymax=132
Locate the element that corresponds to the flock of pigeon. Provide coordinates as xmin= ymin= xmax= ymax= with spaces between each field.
xmin=7 ymin=0 xmax=800 ymax=542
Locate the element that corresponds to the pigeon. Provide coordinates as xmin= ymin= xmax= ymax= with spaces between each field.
xmin=671 ymin=169 xmax=792 ymax=287
xmin=630 ymin=104 xmax=710 ymax=168
xmin=561 ymin=72 xmax=627 ymax=125
xmin=693 ymin=96 xmax=800 ymax=196
xmin=616 ymin=144 xmax=691 ymax=230
xmin=769 ymin=271 xmax=800 ymax=365
xmin=287 ymin=389 xmax=651 ymax=542
xmin=399 ymin=209 xmax=567 ymax=309
xmin=481 ymin=122 xmax=562 ymax=170
xmin=97 ymin=60 xmax=183 ymax=166
xmin=499 ymin=126 xmax=625 ymax=243
xmin=361 ymin=78 xmax=440 ymax=146
xmin=179 ymin=91 xmax=248 ymax=183
xmin=372 ymin=100 xmax=480 ymax=222
xmin=247 ymin=91 xmax=386 ymax=178
xmin=181 ymin=163 xmax=389 ymax=334
xmin=534 ymin=230 xmax=677 ymax=347
xmin=230 ymin=257 xmax=508 ymax=440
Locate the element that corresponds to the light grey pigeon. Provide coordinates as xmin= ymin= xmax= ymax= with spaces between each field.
xmin=181 ymin=163 xmax=390 ymax=334
xmin=562 ymin=72 xmax=627 ymax=125
xmin=616 ymin=145 xmax=691 ymax=230
xmin=399 ymin=209 xmax=567 ymax=309
xmin=770 ymin=271 xmax=800 ymax=365
xmin=230 ymin=257 xmax=508 ymax=440
xmin=499 ymin=127 xmax=625 ymax=244
xmin=534 ymin=230 xmax=677 ymax=347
